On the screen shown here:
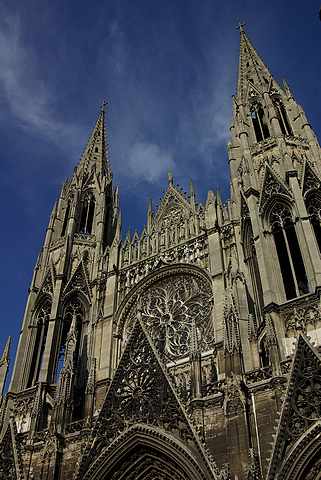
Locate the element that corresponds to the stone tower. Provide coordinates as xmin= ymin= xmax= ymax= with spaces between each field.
xmin=1 ymin=27 xmax=321 ymax=480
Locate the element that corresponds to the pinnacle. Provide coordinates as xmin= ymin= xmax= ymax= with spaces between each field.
xmin=0 ymin=336 xmax=11 ymax=365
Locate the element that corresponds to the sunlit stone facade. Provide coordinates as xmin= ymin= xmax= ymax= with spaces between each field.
xmin=1 ymin=27 xmax=321 ymax=480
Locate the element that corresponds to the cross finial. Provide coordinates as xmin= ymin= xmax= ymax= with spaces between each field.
xmin=237 ymin=22 xmax=245 ymax=33
xmin=101 ymin=99 xmax=108 ymax=112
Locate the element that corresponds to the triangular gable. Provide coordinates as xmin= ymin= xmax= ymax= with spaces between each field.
xmin=39 ymin=266 xmax=55 ymax=297
xmin=302 ymin=161 xmax=321 ymax=197
xmin=245 ymin=80 xmax=262 ymax=101
xmin=75 ymin=318 xmax=218 ymax=480
xmin=267 ymin=335 xmax=321 ymax=479
xmin=154 ymin=184 xmax=192 ymax=229
xmin=0 ymin=420 xmax=24 ymax=479
xmin=258 ymin=165 xmax=291 ymax=213
xmin=63 ymin=260 xmax=91 ymax=300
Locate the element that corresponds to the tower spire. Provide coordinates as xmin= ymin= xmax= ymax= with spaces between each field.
xmin=237 ymin=25 xmax=275 ymax=102
xmin=77 ymin=101 xmax=112 ymax=181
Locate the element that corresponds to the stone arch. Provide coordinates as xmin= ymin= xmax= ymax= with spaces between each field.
xmin=263 ymin=199 xmax=309 ymax=299
xmin=305 ymin=190 xmax=321 ymax=255
xmin=55 ymin=293 xmax=88 ymax=381
xmin=82 ymin=424 xmax=213 ymax=480
xmin=261 ymin=194 xmax=294 ymax=230
xmin=276 ymin=422 xmax=321 ymax=480
xmin=114 ymin=263 xmax=214 ymax=361
xmin=26 ymin=295 xmax=52 ymax=387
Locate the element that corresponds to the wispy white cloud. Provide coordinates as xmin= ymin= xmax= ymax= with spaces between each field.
xmin=0 ymin=12 xmax=83 ymax=152
xmin=127 ymin=141 xmax=175 ymax=183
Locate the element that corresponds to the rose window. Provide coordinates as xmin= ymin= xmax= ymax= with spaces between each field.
xmin=125 ymin=273 xmax=214 ymax=359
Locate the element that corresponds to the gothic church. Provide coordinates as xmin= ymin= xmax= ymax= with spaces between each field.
xmin=1 ymin=26 xmax=321 ymax=480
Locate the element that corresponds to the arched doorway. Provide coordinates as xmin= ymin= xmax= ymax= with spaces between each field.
xmin=82 ymin=424 xmax=213 ymax=480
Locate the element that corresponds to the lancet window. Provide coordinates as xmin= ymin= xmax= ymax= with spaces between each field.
xmin=79 ymin=191 xmax=95 ymax=234
xmin=259 ymin=335 xmax=270 ymax=368
xmin=243 ymin=221 xmax=264 ymax=322
xmin=61 ymin=201 xmax=71 ymax=237
xmin=273 ymin=96 xmax=292 ymax=136
xmin=270 ymin=203 xmax=308 ymax=300
xmin=54 ymin=298 xmax=84 ymax=383
xmin=27 ymin=300 xmax=51 ymax=387
xmin=250 ymin=101 xmax=270 ymax=142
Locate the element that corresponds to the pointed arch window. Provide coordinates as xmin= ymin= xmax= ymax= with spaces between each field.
xmin=306 ymin=195 xmax=321 ymax=254
xmin=259 ymin=335 xmax=270 ymax=368
xmin=273 ymin=96 xmax=292 ymax=136
xmin=79 ymin=191 xmax=95 ymax=234
xmin=270 ymin=203 xmax=308 ymax=300
xmin=27 ymin=300 xmax=51 ymax=387
xmin=243 ymin=221 xmax=264 ymax=322
xmin=55 ymin=298 xmax=84 ymax=383
xmin=61 ymin=201 xmax=71 ymax=237
xmin=250 ymin=102 xmax=270 ymax=142
xmin=55 ymin=298 xmax=87 ymax=419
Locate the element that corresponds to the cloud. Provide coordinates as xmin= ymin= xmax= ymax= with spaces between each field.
xmin=127 ymin=141 xmax=175 ymax=183
xmin=0 ymin=12 xmax=83 ymax=152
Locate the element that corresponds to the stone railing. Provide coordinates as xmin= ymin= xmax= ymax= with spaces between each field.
xmin=244 ymin=366 xmax=273 ymax=385
xmin=201 ymin=381 xmax=224 ymax=397
xmin=74 ymin=233 xmax=96 ymax=243
xmin=65 ymin=419 xmax=86 ymax=434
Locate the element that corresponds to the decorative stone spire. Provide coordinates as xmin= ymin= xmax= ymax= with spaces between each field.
xmin=237 ymin=25 xmax=276 ymax=102
xmin=0 ymin=337 xmax=11 ymax=398
xmin=77 ymin=101 xmax=112 ymax=181
xmin=189 ymin=179 xmax=196 ymax=209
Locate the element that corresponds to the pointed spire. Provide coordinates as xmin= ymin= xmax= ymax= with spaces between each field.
xmin=237 ymin=26 xmax=275 ymax=102
xmin=147 ymin=198 xmax=153 ymax=232
xmin=0 ymin=337 xmax=11 ymax=367
xmin=167 ymin=170 xmax=173 ymax=186
xmin=189 ymin=179 xmax=196 ymax=209
xmin=78 ymin=102 xmax=112 ymax=181
xmin=0 ymin=337 xmax=11 ymax=397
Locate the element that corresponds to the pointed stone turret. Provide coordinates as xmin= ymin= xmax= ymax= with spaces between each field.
xmin=189 ymin=179 xmax=196 ymax=209
xmin=0 ymin=337 xmax=11 ymax=398
xmin=237 ymin=24 xmax=276 ymax=103
xmin=77 ymin=101 xmax=112 ymax=182
xmin=147 ymin=198 xmax=153 ymax=233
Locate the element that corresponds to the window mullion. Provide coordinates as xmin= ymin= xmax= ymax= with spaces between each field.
xmin=256 ymin=107 xmax=265 ymax=140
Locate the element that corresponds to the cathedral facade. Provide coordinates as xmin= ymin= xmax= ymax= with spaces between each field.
xmin=1 ymin=26 xmax=321 ymax=479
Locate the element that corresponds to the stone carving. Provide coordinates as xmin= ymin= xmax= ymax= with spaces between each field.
xmin=223 ymin=374 xmax=245 ymax=416
xmin=246 ymin=448 xmax=262 ymax=479
xmin=303 ymin=163 xmax=321 ymax=196
xmin=125 ymin=274 xmax=214 ymax=359
xmin=259 ymin=167 xmax=291 ymax=213
xmin=283 ymin=301 xmax=321 ymax=336
xmin=0 ymin=427 xmax=17 ymax=480
xmin=63 ymin=261 xmax=91 ymax=300
xmin=119 ymin=236 xmax=208 ymax=301
xmin=40 ymin=268 xmax=54 ymax=297
xmin=267 ymin=336 xmax=321 ymax=479
xmin=245 ymin=366 xmax=273 ymax=384
xmin=221 ymin=224 xmax=234 ymax=243
xmin=76 ymin=320 xmax=217 ymax=480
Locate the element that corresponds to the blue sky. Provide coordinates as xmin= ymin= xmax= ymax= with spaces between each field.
xmin=0 ymin=0 xmax=321 ymax=372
